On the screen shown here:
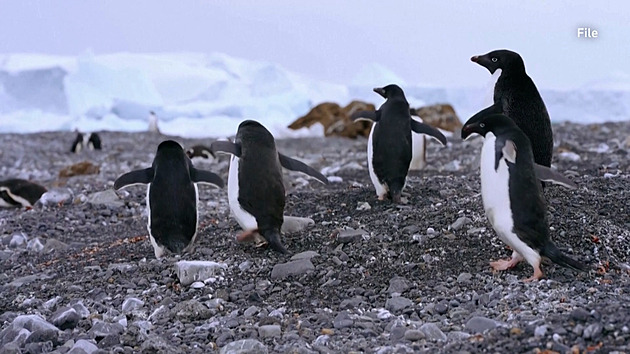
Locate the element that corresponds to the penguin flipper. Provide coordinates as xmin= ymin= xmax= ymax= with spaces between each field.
xmin=278 ymin=153 xmax=329 ymax=185
xmin=410 ymin=120 xmax=447 ymax=145
xmin=114 ymin=168 xmax=154 ymax=190
xmin=210 ymin=141 xmax=241 ymax=157
xmin=350 ymin=110 xmax=381 ymax=122
xmin=191 ymin=168 xmax=224 ymax=188
xmin=534 ymin=164 xmax=578 ymax=189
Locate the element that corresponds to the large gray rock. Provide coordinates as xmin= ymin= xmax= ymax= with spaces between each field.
xmin=387 ymin=277 xmax=410 ymax=295
xmin=258 ymin=325 xmax=281 ymax=338
xmin=420 ymin=323 xmax=447 ymax=341
xmin=465 ymin=316 xmax=500 ymax=333
xmin=87 ymin=190 xmax=124 ymax=208
xmin=291 ymin=251 xmax=320 ymax=260
xmin=220 ymin=339 xmax=268 ymax=354
xmin=88 ymin=320 xmax=124 ymax=338
xmin=9 ymin=314 xmax=59 ymax=333
xmin=270 ymin=259 xmax=314 ymax=279
xmin=385 ymin=297 xmax=413 ymax=313
xmin=175 ymin=260 xmax=227 ymax=286
xmin=50 ymin=307 xmax=81 ymax=330
xmin=282 ymin=216 xmax=315 ymax=233
xmin=68 ymin=339 xmax=98 ymax=354
xmin=121 ymin=297 xmax=144 ymax=313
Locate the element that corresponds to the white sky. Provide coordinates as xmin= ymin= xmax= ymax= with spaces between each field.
xmin=1 ymin=0 xmax=628 ymax=89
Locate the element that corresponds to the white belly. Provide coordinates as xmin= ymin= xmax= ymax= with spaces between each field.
xmin=145 ymin=183 xmax=164 ymax=259
xmin=228 ymin=155 xmax=258 ymax=230
xmin=409 ymin=117 xmax=427 ymax=171
xmin=483 ymin=69 xmax=502 ymax=107
xmin=0 ymin=187 xmax=32 ymax=207
xmin=367 ymin=124 xmax=388 ymax=199
xmin=480 ymin=133 xmax=540 ymax=264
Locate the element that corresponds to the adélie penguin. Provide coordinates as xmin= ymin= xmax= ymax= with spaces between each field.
xmin=351 ymin=84 xmax=447 ymax=203
xmin=0 ymin=179 xmax=47 ymax=208
xmin=461 ymin=112 xmax=585 ymax=281
xmin=210 ymin=120 xmax=329 ymax=254
xmin=471 ymin=49 xmax=553 ymax=168
xmin=114 ymin=140 xmax=224 ymax=259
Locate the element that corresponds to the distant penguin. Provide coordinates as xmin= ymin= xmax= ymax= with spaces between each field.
xmin=186 ymin=145 xmax=215 ymax=160
xmin=114 ymin=140 xmax=224 ymax=259
xmin=351 ymin=84 xmax=447 ymax=203
xmin=71 ymin=132 xmax=102 ymax=153
xmin=461 ymin=112 xmax=584 ymax=281
xmin=471 ymin=49 xmax=553 ymax=167
xmin=148 ymin=111 xmax=160 ymax=134
xmin=210 ymin=120 xmax=329 ymax=254
xmin=0 ymin=179 xmax=47 ymax=208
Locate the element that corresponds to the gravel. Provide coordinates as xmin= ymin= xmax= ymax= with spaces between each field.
xmin=1 ymin=122 xmax=629 ymax=352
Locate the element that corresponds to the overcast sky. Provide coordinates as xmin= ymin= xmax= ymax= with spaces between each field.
xmin=1 ymin=0 xmax=628 ymax=89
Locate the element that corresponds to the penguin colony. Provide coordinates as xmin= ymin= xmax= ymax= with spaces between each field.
xmin=3 ymin=49 xmax=589 ymax=282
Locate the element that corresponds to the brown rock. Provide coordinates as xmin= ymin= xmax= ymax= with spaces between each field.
xmin=288 ymin=100 xmax=375 ymax=138
xmin=411 ymin=104 xmax=462 ymax=132
xmin=59 ymin=161 xmax=100 ymax=178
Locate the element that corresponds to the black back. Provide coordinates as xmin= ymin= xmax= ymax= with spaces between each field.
xmin=0 ymin=179 xmax=47 ymax=205
xmin=236 ymin=120 xmax=285 ymax=238
xmin=372 ymin=84 xmax=413 ymax=199
xmin=88 ymin=133 xmax=102 ymax=150
xmin=70 ymin=132 xmax=84 ymax=153
xmin=473 ymin=49 xmax=553 ymax=167
xmin=149 ymin=141 xmax=198 ymax=253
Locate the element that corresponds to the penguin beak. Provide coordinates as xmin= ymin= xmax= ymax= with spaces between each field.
xmin=471 ymin=55 xmax=479 ymax=63
xmin=461 ymin=123 xmax=479 ymax=140
xmin=373 ymin=87 xmax=386 ymax=98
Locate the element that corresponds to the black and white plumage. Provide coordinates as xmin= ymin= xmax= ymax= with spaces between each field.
xmin=186 ymin=145 xmax=215 ymax=160
xmin=471 ymin=49 xmax=553 ymax=168
xmin=71 ymin=132 xmax=102 ymax=153
xmin=0 ymin=179 xmax=47 ymax=208
xmin=210 ymin=120 xmax=329 ymax=254
xmin=461 ymin=112 xmax=584 ymax=281
xmin=351 ymin=84 xmax=447 ymax=203
xmin=114 ymin=140 xmax=224 ymax=259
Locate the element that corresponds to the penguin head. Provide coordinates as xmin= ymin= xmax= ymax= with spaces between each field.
xmin=186 ymin=145 xmax=214 ymax=159
xmin=155 ymin=140 xmax=186 ymax=163
xmin=236 ymin=120 xmax=276 ymax=149
xmin=471 ymin=49 xmax=525 ymax=74
xmin=461 ymin=113 xmax=516 ymax=139
xmin=373 ymin=84 xmax=406 ymax=100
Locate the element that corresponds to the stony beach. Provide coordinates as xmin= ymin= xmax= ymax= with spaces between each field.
xmin=0 ymin=121 xmax=629 ymax=353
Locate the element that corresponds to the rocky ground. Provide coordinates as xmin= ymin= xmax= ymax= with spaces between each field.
xmin=0 ymin=122 xmax=629 ymax=354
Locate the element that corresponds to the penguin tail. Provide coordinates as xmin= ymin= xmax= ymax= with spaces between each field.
xmin=542 ymin=242 xmax=587 ymax=272
xmin=262 ymin=230 xmax=288 ymax=254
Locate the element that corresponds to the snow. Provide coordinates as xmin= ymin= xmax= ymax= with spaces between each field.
xmin=0 ymin=52 xmax=628 ymax=139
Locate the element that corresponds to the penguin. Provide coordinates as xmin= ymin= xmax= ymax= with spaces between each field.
xmin=0 ymin=179 xmax=47 ymax=208
xmin=461 ymin=112 xmax=584 ymax=281
xmin=186 ymin=145 xmax=215 ymax=160
xmin=350 ymin=84 xmax=447 ymax=203
xmin=471 ymin=49 xmax=553 ymax=168
xmin=210 ymin=120 xmax=329 ymax=254
xmin=148 ymin=111 xmax=160 ymax=134
xmin=114 ymin=140 xmax=224 ymax=259
xmin=409 ymin=116 xmax=429 ymax=171
xmin=71 ymin=132 xmax=102 ymax=153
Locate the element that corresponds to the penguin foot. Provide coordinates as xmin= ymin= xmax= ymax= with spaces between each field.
xmin=236 ymin=229 xmax=266 ymax=246
xmin=490 ymin=258 xmax=520 ymax=271
xmin=377 ymin=194 xmax=386 ymax=201
xmin=523 ymin=267 xmax=544 ymax=282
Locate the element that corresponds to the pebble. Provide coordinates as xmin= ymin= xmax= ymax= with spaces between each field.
xmin=9 ymin=233 xmax=27 ymax=248
xmin=171 ymin=300 xmax=212 ymax=321
xmin=270 ymin=259 xmax=314 ymax=279
xmin=43 ymin=239 xmax=69 ymax=253
xmin=26 ymin=238 xmax=45 ymax=252
xmin=465 ymin=316 xmax=500 ymax=333
xmin=175 ymin=260 xmax=227 ymax=286
xmin=385 ymin=297 xmax=413 ymax=313
xmin=281 ymin=216 xmax=315 ymax=233
xmin=534 ymin=325 xmax=547 ymax=337
xmin=337 ymin=228 xmax=368 ymax=243
xmin=387 ymin=277 xmax=410 ymax=295
xmin=88 ymin=320 xmax=124 ymax=338
xmin=50 ymin=307 xmax=81 ymax=330
xmin=258 ymin=325 xmax=281 ymax=338
xmin=291 ymin=251 xmax=320 ymax=260
xmin=403 ymin=329 xmax=425 ymax=341
xmin=333 ymin=312 xmax=354 ymax=329
xmin=420 ymin=323 xmax=447 ymax=341
xmin=121 ymin=297 xmax=144 ymax=313
xmin=570 ymin=307 xmax=590 ymax=321
xmin=583 ymin=323 xmax=603 ymax=339
xmin=450 ymin=217 xmax=471 ymax=231
xmin=457 ymin=272 xmax=473 ymax=283
xmin=220 ymin=339 xmax=268 ymax=354
xmin=87 ymin=190 xmax=124 ymax=208
xmin=356 ymin=202 xmax=371 ymax=211
xmin=68 ymin=339 xmax=98 ymax=354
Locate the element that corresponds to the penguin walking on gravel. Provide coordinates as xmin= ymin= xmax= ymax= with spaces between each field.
xmin=471 ymin=49 xmax=553 ymax=168
xmin=210 ymin=120 xmax=329 ymax=254
xmin=461 ymin=112 xmax=585 ymax=281
xmin=0 ymin=179 xmax=47 ymax=208
xmin=351 ymin=84 xmax=447 ymax=203
xmin=114 ymin=140 xmax=224 ymax=259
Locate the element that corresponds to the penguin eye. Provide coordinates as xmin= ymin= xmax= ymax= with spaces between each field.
xmin=491 ymin=57 xmax=498 ymax=63
xmin=479 ymin=123 xmax=486 ymax=128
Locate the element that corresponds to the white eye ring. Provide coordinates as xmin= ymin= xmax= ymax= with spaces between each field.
xmin=479 ymin=123 xmax=486 ymax=128
xmin=491 ymin=57 xmax=498 ymax=63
